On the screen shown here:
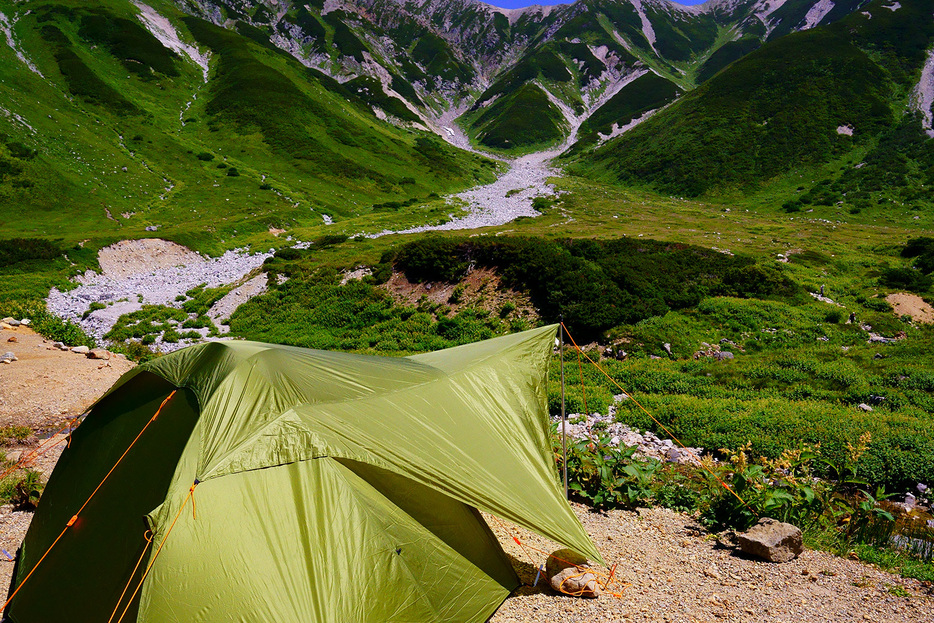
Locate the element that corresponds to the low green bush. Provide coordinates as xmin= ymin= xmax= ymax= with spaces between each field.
xmin=0 ymin=426 xmax=31 ymax=446
xmin=880 ymin=267 xmax=932 ymax=292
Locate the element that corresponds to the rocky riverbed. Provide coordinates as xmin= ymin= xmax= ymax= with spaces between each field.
xmin=45 ymin=239 xmax=270 ymax=348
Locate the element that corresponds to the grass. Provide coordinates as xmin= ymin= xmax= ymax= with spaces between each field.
xmin=0 ymin=1 xmax=495 ymax=260
xmin=571 ymin=27 xmax=892 ymax=196
xmin=564 ymin=73 xmax=683 ymax=154
xmin=0 ymin=426 xmax=32 ymax=446
xmin=464 ymin=83 xmax=568 ymax=151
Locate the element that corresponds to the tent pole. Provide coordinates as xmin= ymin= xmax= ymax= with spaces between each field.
xmin=560 ymin=319 xmax=567 ymax=499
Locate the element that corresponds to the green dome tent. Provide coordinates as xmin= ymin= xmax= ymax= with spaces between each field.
xmin=4 ymin=325 xmax=601 ymax=622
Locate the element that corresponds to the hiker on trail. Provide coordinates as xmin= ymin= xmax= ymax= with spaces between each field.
xmin=820 ymin=284 xmax=825 ymax=296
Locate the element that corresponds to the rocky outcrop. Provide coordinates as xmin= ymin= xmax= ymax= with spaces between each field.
xmin=737 ymin=517 xmax=804 ymax=562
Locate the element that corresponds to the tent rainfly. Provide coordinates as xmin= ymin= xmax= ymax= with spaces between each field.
xmin=4 ymin=325 xmax=601 ymax=622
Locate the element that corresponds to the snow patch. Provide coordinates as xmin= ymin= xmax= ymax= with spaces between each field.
xmin=752 ymin=0 xmax=789 ymax=35
xmin=911 ymin=48 xmax=934 ymax=138
xmin=801 ymin=0 xmax=835 ymax=30
xmin=883 ymin=2 xmax=901 ymax=11
xmin=47 ymin=242 xmax=271 ymax=344
xmin=133 ymin=2 xmax=210 ymax=82
xmin=756 ymin=0 xmax=789 ymax=17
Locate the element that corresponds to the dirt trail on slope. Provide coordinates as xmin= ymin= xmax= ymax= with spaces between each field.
xmin=0 ymin=341 xmax=931 ymax=619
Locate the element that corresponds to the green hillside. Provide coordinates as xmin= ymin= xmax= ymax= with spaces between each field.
xmin=0 ymin=0 xmax=493 ymax=252
xmin=465 ymin=83 xmax=569 ymax=151
xmin=564 ymin=72 xmax=683 ymax=154
xmin=567 ymin=1 xmax=934 ymax=196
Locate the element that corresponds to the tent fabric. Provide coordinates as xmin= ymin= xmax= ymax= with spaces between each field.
xmin=6 ymin=325 xmax=601 ymax=622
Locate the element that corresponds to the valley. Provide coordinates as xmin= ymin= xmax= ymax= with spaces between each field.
xmin=1 ymin=0 xmax=934 ymax=601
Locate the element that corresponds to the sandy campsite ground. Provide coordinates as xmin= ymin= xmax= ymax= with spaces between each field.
xmin=0 ymin=333 xmax=932 ymax=620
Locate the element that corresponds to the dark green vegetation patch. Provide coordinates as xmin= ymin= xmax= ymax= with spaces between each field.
xmin=37 ymin=22 xmax=139 ymax=115
xmin=386 ymin=236 xmax=804 ymax=338
xmin=0 ymin=239 xmax=62 ymax=267
xmin=571 ymin=28 xmax=892 ymax=195
xmin=471 ymin=83 xmax=568 ymax=150
xmin=76 ymin=9 xmax=180 ymax=78
xmin=565 ymin=73 xmax=682 ymax=154
xmin=695 ymin=37 xmax=761 ymax=83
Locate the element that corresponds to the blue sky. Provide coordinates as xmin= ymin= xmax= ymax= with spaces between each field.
xmin=486 ymin=0 xmax=706 ymax=8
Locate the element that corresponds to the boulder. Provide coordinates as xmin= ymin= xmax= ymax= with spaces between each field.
xmin=737 ymin=517 xmax=803 ymax=562
xmin=6 ymin=337 xmax=16 ymax=343
xmin=71 ymin=345 xmax=90 ymax=354
xmin=714 ymin=351 xmax=734 ymax=361
xmin=87 ymin=349 xmax=111 ymax=360
xmin=19 ymin=319 xmax=30 ymax=326
xmin=546 ymin=549 xmax=601 ymax=598
xmin=52 ymin=342 xmax=66 ymax=350
xmin=1 ymin=317 xmax=16 ymax=325
xmin=0 ymin=323 xmax=12 ymax=330
xmin=0 ymin=352 xmax=17 ymax=362
xmin=857 ymin=403 xmax=873 ymax=412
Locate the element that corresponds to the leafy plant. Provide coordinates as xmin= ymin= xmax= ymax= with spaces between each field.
xmin=0 ymin=469 xmax=43 ymax=509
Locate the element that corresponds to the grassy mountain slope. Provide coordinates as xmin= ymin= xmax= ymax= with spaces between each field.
xmin=564 ymin=72 xmax=683 ymax=153
xmin=466 ymin=82 xmax=569 ymax=150
xmin=568 ymin=0 xmax=934 ymax=196
xmin=0 ymin=0 xmax=493 ymax=252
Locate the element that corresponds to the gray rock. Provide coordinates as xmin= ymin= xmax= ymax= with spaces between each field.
xmin=546 ymin=549 xmax=601 ymax=598
xmin=19 ymin=319 xmax=30 ymax=326
xmin=0 ymin=351 xmax=17 ymax=362
xmin=737 ymin=517 xmax=803 ymax=562
xmin=0 ymin=317 xmax=16 ymax=325
xmin=663 ymin=343 xmax=672 ymax=356
xmin=714 ymin=351 xmax=734 ymax=361
xmin=86 ymin=349 xmax=111 ymax=360
xmin=857 ymin=403 xmax=873 ymax=412
xmin=52 ymin=342 xmax=65 ymax=350
xmin=71 ymin=345 xmax=90 ymax=354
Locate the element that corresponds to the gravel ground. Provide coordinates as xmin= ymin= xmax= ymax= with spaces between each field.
xmin=206 ymin=273 xmax=268 ymax=332
xmin=371 ymin=149 xmax=558 ymax=236
xmin=0 ymin=326 xmax=133 ymax=429
xmin=489 ymin=505 xmax=934 ymax=623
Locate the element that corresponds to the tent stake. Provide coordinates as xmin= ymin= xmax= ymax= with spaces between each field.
xmin=560 ymin=320 xmax=567 ymax=499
